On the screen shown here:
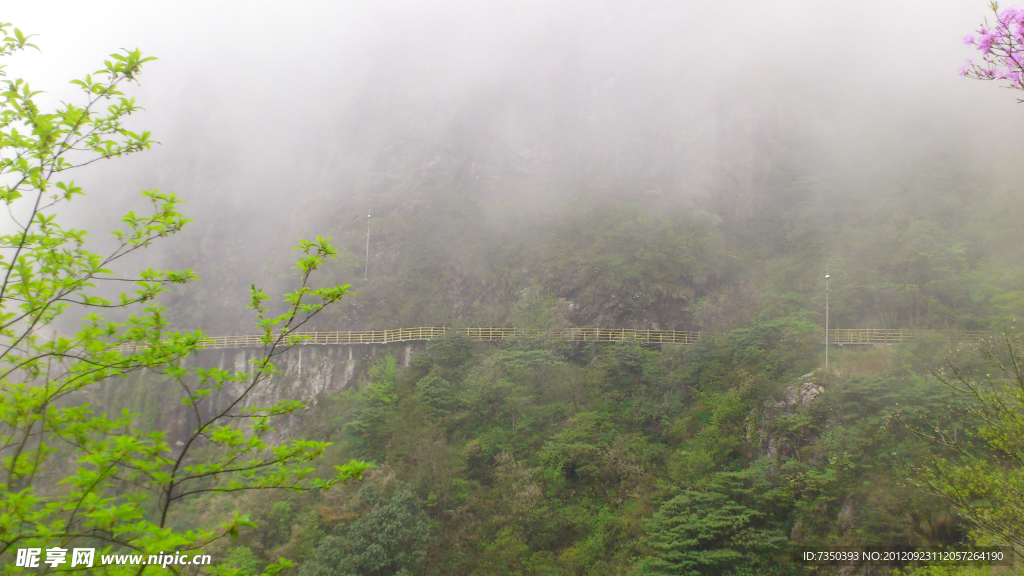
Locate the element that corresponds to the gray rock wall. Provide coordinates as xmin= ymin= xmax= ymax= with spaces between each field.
xmin=194 ymin=342 xmax=422 ymax=409
xmin=98 ymin=342 xmax=425 ymax=441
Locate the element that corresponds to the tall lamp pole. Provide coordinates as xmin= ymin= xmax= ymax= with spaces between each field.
xmin=825 ymin=272 xmax=830 ymax=370
xmin=364 ymin=212 xmax=371 ymax=281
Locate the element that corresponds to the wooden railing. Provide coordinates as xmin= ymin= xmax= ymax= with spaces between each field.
xmin=115 ymin=327 xmax=993 ymax=352
xmin=167 ymin=327 xmax=702 ymax=350
xmin=828 ymin=328 xmax=990 ymax=345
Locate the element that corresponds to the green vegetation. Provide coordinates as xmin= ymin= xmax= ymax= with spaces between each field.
xmin=0 ymin=24 xmax=367 ymax=575
xmin=201 ymin=324 xmax=1021 ymax=575
xmin=909 ymin=333 xmax=1024 ymax=559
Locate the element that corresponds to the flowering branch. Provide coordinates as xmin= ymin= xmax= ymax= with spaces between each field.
xmin=961 ymin=2 xmax=1024 ymax=96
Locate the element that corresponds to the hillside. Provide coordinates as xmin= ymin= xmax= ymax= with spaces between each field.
xmin=188 ymin=328 xmax=994 ymax=575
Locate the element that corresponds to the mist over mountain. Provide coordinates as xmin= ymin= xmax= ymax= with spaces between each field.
xmin=7 ymin=0 xmax=1024 ymax=333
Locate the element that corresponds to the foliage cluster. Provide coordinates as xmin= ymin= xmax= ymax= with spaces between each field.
xmin=206 ymin=325 xmax=999 ymax=576
xmin=0 ymin=23 xmax=368 ymax=575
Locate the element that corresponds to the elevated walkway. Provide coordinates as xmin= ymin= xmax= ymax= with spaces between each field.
xmin=148 ymin=327 xmax=990 ymax=350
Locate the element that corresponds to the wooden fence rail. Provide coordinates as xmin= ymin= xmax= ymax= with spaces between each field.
xmin=177 ymin=327 xmax=703 ymax=349
xmin=827 ymin=328 xmax=990 ymax=345
xmin=115 ymin=327 xmax=992 ymax=352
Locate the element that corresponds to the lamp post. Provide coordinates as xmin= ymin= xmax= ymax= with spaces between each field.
xmin=364 ymin=212 xmax=371 ymax=281
xmin=825 ymin=272 xmax=830 ymax=370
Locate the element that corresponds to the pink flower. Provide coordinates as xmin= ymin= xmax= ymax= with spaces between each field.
xmin=964 ymin=34 xmax=976 ymax=45
xmin=978 ymin=31 xmax=998 ymax=54
xmin=1001 ymin=6 xmax=1024 ymax=25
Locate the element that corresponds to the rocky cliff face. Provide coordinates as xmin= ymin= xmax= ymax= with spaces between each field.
xmin=220 ymin=345 xmax=358 ymax=409
xmin=100 ymin=342 xmax=424 ymax=441
xmin=753 ymin=373 xmax=827 ymax=461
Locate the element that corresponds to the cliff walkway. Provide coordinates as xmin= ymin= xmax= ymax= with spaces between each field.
xmin=171 ymin=327 xmax=992 ymax=350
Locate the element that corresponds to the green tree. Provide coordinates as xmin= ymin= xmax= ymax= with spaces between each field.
xmin=413 ymin=373 xmax=460 ymax=418
xmin=298 ymin=482 xmax=431 ymax=576
xmin=637 ymin=479 xmax=791 ymax=576
xmin=0 ymin=23 xmax=369 ymax=574
xmin=912 ymin=333 xmax=1024 ymax=560
xmin=366 ymin=356 xmax=399 ymax=405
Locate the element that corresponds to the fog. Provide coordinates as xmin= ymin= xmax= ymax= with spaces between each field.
xmin=5 ymin=0 xmax=1023 ymax=331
